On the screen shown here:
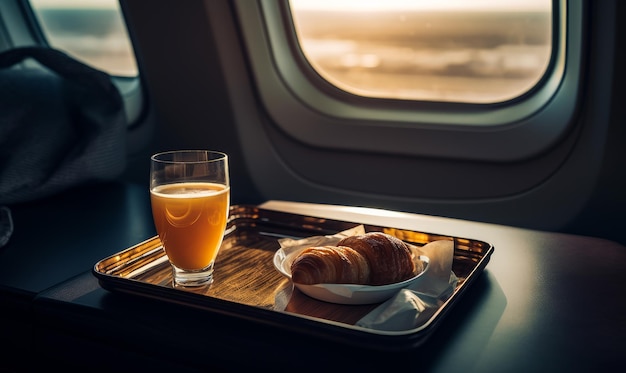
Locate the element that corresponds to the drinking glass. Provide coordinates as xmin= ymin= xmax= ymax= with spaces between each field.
xmin=150 ymin=150 xmax=230 ymax=287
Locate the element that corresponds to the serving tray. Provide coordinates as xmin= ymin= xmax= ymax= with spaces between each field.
xmin=93 ymin=204 xmax=494 ymax=350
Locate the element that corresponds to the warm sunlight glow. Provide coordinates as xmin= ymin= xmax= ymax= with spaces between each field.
xmin=291 ymin=0 xmax=551 ymax=12
xmin=289 ymin=0 xmax=553 ymax=103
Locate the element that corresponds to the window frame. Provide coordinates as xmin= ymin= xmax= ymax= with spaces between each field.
xmin=233 ymin=0 xmax=582 ymax=162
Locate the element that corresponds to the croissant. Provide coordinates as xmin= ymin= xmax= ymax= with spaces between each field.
xmin=290 ymin=245 xmax=371 ymax=285
xmin=290 ymin=232 xmax=418 ymax=286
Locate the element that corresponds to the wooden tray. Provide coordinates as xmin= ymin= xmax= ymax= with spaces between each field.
xmin=93 ymin=205 xmax=494 ymax=350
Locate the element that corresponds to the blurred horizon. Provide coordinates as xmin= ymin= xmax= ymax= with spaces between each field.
xmin=290 ymin=0 xmax=551 ymax=12
xmin=292 ymin=8 xmax=552 ymax=102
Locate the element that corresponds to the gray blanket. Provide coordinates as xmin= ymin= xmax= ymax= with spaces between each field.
xmin=0 ymin=46 xmax=126 ymax=205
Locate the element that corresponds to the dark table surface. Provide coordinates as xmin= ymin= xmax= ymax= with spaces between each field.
xmin=1 ymin=182 xmax=625 ymax=372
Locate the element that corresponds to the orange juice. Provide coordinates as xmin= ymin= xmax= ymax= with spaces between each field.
xmin=150 ymin=182 xmax=230 ymax=270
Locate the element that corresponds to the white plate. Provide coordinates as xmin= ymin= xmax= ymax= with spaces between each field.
xmin=273 ymin=246 xmax=430 ymax=305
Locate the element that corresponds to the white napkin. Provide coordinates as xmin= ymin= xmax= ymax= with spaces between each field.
xmin=277 ymin=224 xmax=366 ymax=252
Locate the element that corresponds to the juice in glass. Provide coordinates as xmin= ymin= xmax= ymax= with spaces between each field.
xmin=151 ymin=181 xmax=230 ymax=270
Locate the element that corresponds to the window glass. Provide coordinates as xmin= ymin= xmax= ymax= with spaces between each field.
xmin=288 ymin=0 xmax=552 ymax=104
xmin=29 ymin=0 xmax=137 ymax=77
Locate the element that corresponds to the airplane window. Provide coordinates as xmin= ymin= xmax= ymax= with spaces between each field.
xmin=288 ymin=0 xmax=552 ymax=104
xmin=28 ymin=0 xmax=137 ymax=77
xmin=233 ymin=0 xmax=577 ymax=161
